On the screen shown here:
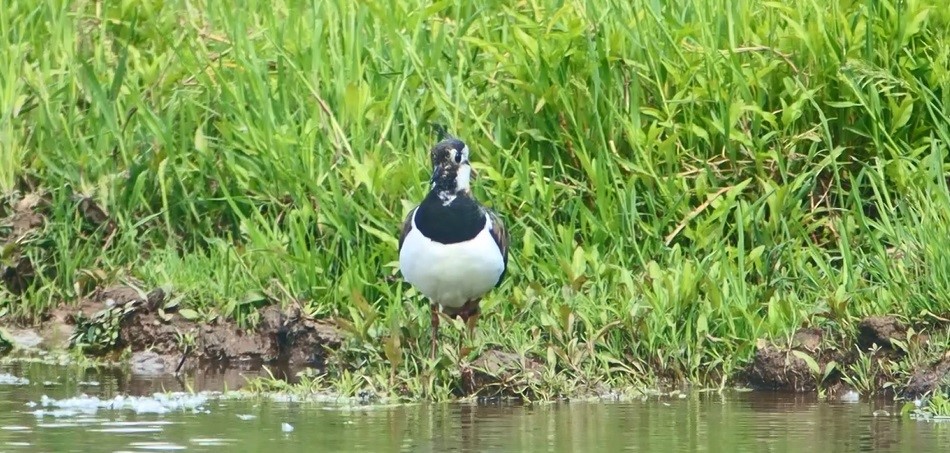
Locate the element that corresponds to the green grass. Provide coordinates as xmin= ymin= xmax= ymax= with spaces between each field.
xmin=1 ymin=0 xmax=949 ymax=400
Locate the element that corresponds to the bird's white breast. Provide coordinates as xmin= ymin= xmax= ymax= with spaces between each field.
xmin=399 ymin=213 xmax=505 ymax=308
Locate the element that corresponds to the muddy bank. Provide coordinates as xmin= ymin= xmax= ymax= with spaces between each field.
xmin=2 ymin=286 xmax=549 ymax=399
xmin=3 ymin=280 xmax=949 ymax=401
xmin=36 ymin=283 xmax=347 ymax=374
xmin=4 ymin=296 xmax=948 ymax=400
xmin=743 ymin=316 xmax=950 ymax=399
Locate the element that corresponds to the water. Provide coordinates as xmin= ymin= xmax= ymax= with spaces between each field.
xmin=1 ymin=361 xmax=948 ymax=452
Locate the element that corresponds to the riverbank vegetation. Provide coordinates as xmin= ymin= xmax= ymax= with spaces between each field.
xmin=2 ymin=0 xmax=949 ymax=402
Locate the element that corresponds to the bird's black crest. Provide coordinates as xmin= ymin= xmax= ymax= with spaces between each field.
xmin=430 ymin=123 xmax=453 ymax=141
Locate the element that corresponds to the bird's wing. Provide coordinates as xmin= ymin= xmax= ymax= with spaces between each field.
xmin=486 ymin=208 xmax=509 ymax=284
xmin=398 ymin=206 xmax=417 ymax=252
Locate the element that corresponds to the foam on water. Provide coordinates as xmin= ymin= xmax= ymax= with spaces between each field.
xmin=190 ymin=438 xmax=234 ymax=446
xmin=36 ymin=422 xmax=84 ymax=428
xmin=30 ymin=392 xmax=212 ymax=416
xmin=100 ymin=421 xmax=177 ymax=427
xmin=127 ymin=441 xmax=187 ymax=450
xmin=0 ymin=373 xmax=30 ymax=385
xmin=92 ymin=427 xmax=165 ymax=433
xmin=840 ymin=390 xmax=860 ymax=403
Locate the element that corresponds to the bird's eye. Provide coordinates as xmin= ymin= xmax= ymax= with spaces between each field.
xmin=454 ymin=150 xmax=462 ymax=163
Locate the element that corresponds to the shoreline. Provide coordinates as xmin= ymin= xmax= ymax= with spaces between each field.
xmin=3 ymin=283 xmax=948 ymax=403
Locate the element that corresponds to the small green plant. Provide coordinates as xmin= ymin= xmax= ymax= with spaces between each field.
xmin=68 ymin=304 xmax=136 ymax=355
xmin=842 ymin=346 xmax=881 ymax=397
xmin=243 ymin=366 xmax=297 ymax=394
xmin=174 ymin=329 xmax=197 ymax=351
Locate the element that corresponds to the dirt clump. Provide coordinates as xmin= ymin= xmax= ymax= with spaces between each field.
xmin=0 ymin=192 xmax=47 ymax=295
xmin=74 ymin=195 xmax=116 ymax=235
xmin=744 ymin=318 xmax=950 ymax=398
xmin=746 ymin=327 xmax=842 ymax=392
xmin=44 ymin=284 xmax=343 ymax=374
xmin=130 ymin=350 xmax=179 ymax=375
xmin=461 ymin=349 xmax=544 ymax=398
xmin=195 ymin=322 xmax=275 ymax=365
xmin=857 ymin=316 xmax=907 ymax=351
xmin=5 ymin=192 xmax=46 ymax=238
xmin=1 ymin=328 xmax=43 ymax=350
xmin=257 ymin=303 xmax=343 ymax=367
xmin=902 ymin=351 xmax=950 ymax=398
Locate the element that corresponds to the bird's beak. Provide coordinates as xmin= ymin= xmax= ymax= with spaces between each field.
xmin=469 ymin=164 xmax=477 ymax=180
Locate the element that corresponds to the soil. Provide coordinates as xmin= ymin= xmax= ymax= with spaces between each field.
xmin=746 ymin=327 xmax=845 ymax=393
xmin=48 ymin=283 xmax=346 ymax=373
xmin=460 ymin=349 xmax=544 ymax=398
xmin=902 ymin=352 xmax=950 ymax=398
xmin=743 ymin=316 xmax=950 ymax=398
xmin=857 ymin=316 xmax=908 ymax=350
xmin=1 ymin=192 xmax=46 ymax=294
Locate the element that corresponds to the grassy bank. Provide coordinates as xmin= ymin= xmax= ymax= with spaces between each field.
xmin=2 ymin=0 xmax=950 ymax=401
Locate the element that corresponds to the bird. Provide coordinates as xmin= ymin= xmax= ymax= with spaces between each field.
xmin=397 ymin=136 xmax=509 ymax=360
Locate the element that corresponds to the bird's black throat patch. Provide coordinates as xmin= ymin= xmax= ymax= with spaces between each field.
xmin=414 ymin=191 xmax=486 ymax=244
xmin=430 ymin=165 xmax=459 ymax=193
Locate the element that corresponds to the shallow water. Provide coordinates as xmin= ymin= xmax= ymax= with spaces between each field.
xmin=1 ymin=361 xmax=947 ymax=452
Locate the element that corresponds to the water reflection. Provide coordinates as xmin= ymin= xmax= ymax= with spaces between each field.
xmin=0 ymin=362 xmax=948 ymax=452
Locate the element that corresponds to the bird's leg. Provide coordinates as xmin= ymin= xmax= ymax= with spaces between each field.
xmin=465 ymin=311 xmax=480 ymax=344
xmin=456 ymin=313 xmax=466 ymax=360
xmin=429 ymin=302 xmax=439 ymax=360
xmin=457 ymin=299 xmax=481 ymax=358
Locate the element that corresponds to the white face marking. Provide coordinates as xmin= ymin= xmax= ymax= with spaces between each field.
xmin=455 ymin=145 xmax=471 ymax=191
xmin=455 ymin=163 xmax=471 ymax=191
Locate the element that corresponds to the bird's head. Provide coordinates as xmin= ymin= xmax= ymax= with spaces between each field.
xmin=429 ymin=137 xmax=474 ymax=198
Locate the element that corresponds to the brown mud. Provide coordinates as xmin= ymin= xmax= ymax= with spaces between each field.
xmin=43 ymin=283 xmax=345 ymax=374
xmin=743 ymin=317 xmax=950 ymax=398
xmin=461 ymin=349 xmax=544 ymax=398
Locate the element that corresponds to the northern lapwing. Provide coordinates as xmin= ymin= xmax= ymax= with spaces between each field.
xmin=398 ymin=137 xmax=509 ymax=359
